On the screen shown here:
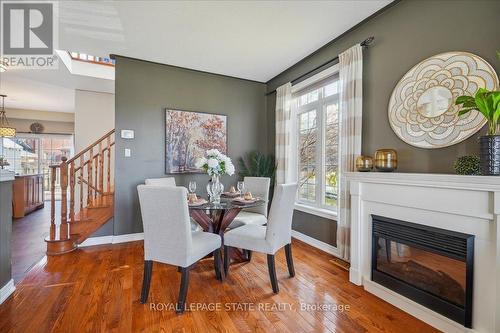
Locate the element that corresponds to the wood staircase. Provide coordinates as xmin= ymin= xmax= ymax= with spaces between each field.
xmin=45 ymin=129 xmax=115 ymax=255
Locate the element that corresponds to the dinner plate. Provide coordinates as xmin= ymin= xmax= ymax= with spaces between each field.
xmin=222 ymin=192 xmax=240 ymax=197
xmin=188 ymin=199 xmax=207 ymax=206
xmin=231 ymin=197 xmax=259 ymax=205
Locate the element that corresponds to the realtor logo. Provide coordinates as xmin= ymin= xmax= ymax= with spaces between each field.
xmin=1 ymin=1 xmax=58 ymax=69
xmin=3 ymin=3 xmax=53 ymax=55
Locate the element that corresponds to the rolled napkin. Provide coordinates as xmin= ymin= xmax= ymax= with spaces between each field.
xmin=229 ymin=186 xmax=236 ymax=193
xmin=243 ymin=191 xmax=253 ymax=200
xmin=188 ymin=193 xmax=198 ymax=204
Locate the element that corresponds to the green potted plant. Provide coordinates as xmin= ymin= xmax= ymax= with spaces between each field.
xmin=238 ymin=151 xmax=277 ymax=200
xmin=453 ymin=155 xmax=481 ymax=175
xmin=456 ymin=87 xmax=500 ymax=175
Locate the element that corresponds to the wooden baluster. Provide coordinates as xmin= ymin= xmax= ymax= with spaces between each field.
xmin=69 ymin=161 xmax=75 ymax=223
xmin=60 ymin=157 xmax=69 ymax=240
xmin=88 ymin=148 xmax=93 ymax=206
xmin=79 ymin=156 xmax=84 ymax=213
xmin=50 ymin=166 xmax=56 ymax=240
xmin=94 ymin=154 xmax=98 ymax=199
xmin=107 ymin=136 xmax=111 ymax=192
xmin=99 ymin=142 xmax=104 ymax=194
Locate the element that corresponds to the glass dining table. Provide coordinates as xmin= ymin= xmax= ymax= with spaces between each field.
xmin=189 ymin=197 xmax=266 ymax=261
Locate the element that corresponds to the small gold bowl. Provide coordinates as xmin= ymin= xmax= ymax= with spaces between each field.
xmin=356 ymin=156 xmax=373 ymax=172
xmin=374 ymin=149 xmax=397 ymax=172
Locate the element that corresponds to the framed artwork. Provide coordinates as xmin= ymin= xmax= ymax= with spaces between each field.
xmin=165 ymin=108 xmax=227 ymax=174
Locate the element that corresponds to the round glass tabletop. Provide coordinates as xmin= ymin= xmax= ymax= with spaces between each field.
xmin=188 ymin=198 xmax=266 ymax=211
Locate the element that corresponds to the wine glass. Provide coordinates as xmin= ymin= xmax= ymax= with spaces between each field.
xmin=188 ymin=181 xmax=197 ymax=194
xmin=237 ymin=181 xmax=245 ymax=198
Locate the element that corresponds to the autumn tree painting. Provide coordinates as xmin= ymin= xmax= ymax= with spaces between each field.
xmin=166 ymin=109 xmax=227 ymax=173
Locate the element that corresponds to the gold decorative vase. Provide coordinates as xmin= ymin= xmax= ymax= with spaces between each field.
xmin=356 ymin=156 xmax=373 ymax=172
xmin=374 ymin=149 xmax=397 ymax=172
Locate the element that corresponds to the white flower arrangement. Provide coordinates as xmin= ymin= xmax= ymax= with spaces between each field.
xmin=196 ymin=149 xmax=235 ymax=176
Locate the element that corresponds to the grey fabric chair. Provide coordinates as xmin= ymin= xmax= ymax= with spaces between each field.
xmin=223 ymin=183 xmax=298 ymax=293
xmin=228 ymin=177 xmax=271 ymax=229
xmin=137 ymin=185 xmax=222 ymax=313
xmin=144 ymin=177 xmax=200 ymax=232
xmin=145 ymin=177 xmax=176 ymax=186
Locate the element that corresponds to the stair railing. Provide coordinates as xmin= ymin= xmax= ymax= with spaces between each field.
xmin=48 ymin=129 xmax=115 ymax=241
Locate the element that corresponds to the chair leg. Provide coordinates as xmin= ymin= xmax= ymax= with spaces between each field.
xmin=267 ymin=254 xmax=279 ymax=293
xmin=176 ymin=267 xmax=190 ymax=314
xmin=140 ymin=260 xmax=153 ymax=303
xmin=246 ymin=250 xmax=252 ymax=262
xmin=224 ymin=246 xmax=230 ymax=276
xmin=285 ymin=244 xmax=295 ymax=277
xmin=213 ymin=248 xmax=223 ymax=281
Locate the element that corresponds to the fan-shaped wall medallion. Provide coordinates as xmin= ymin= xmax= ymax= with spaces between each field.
xmin=388 ymin=52 xmax=499 ymax=149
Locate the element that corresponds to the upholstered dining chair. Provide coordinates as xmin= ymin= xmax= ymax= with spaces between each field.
xmin=229 ymin=176 xmax=271 ymax=229
xmin=137 ymin=185 xmax=223 ymax=313
xmin=144 ymin=177 xmax=200 ymax=232
xmin=145 ymin=177 xmax=176 ymax=186
xmin=223 ymin=183 xmax=298 ymax=293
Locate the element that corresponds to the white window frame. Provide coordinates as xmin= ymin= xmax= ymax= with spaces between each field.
xmin=292 ymin=64 xmax=340 ymax=220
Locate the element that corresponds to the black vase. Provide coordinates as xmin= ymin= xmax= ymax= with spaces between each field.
xmin=479 ymin=135 xmax=500 ymax=175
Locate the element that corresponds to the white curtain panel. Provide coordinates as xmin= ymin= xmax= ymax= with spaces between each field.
xmin=338 ymin=44 xmax=363 ymax=261
xmin=275 ymin=82 xmax=294 ymax=185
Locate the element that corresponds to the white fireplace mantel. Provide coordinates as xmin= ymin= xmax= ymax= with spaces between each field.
xmin=345 ymin=172 xmax=500 ymax=333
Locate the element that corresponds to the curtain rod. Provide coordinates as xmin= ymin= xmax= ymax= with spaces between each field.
xmin=265 ymin=36 xmax=374 ymax=96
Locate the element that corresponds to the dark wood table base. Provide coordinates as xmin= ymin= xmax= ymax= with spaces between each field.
xmin=190 ymin=208 xmax=249 ymax=263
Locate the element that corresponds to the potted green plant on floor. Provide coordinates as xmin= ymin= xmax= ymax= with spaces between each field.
xmin=456 ymin=83 xmax=500 ymax=175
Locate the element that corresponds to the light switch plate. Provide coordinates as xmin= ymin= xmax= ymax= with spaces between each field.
xmin=121 ymin=129 xmax=134 ymax=139
xmin=124 ymin=148 xmax=131 ymax=157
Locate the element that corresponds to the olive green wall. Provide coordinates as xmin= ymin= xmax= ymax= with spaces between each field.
xmin=266 ymin=0 xmax=500 ymax=173
xmin=114 ymin=57 xmax=267 ymax=235
xmin=266 ymin=0 xmax=500 ymax=246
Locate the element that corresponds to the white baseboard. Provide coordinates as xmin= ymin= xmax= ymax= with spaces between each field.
xmin=0 ymin=279 xmax=15 ymax=305
xmin=79 ymin=235 xmax=113 ymax=247
xmin=112 ymin=232 xmax=144 ymax=244
xmin=79 ymin=232 xmax=144 ymax=247
xmin=349 ymin=267 xmax=362 ymax=286
xmin=291 ymin=230 xmax=341 ymax=258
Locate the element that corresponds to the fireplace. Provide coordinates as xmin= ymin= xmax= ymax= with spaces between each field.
xmin=371 ymin=215 xmax=474 ymax=328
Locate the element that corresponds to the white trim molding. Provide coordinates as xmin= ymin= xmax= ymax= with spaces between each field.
xmin=294 ymin=203 xmax=337 ymax=220
xmin=79 ymin=232 xmax=144 ymax=247
xmin=0 ymin=279 xmax=15 ymax=305
xmin=345 ymin=171 xmax=500 ymax=333
xmin=291 ymin=230 xmax=341 ymax=258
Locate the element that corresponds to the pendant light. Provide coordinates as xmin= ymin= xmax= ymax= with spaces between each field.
xmin=0 ymin=94 xmax=16 ymax=137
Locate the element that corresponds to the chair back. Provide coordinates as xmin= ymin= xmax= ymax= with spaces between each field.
xmin=137 ymin=185 xmax=192 ymax=266
xmin=265 ymin=183 xmax=298 ymax=250
xmin=243 ymin=177 xmax=271 ymax=216
xmin=145 ymin=177 xmax=176 ymax=186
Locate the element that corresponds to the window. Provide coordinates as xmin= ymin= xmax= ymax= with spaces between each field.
xmin=1 ymin=134 xmax=74 ymax=199
xmin=69 ymin=51 xmax=116 ymax=66
xmin=295 ymin=74 xmax=339 ymax=212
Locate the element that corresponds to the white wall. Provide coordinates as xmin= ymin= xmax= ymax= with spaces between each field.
xmin=74 ymin=90 xmax=114 ymax=151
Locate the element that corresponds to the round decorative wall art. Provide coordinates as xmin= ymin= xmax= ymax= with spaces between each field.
xmin=388 ymin=52 xmax=499 ymax=149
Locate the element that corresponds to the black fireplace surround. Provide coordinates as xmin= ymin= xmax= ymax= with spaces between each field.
xmin=371 ymin=215 xmax=474 ymax=328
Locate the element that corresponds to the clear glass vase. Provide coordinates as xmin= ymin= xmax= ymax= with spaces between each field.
xmin=207 ymin=175 xmax=224 ymax=203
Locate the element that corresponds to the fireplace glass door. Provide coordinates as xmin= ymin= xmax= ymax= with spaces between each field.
xmin=375 ymin=237 xmax=466 ymax=307
xmin=371 ymin=215 xmax=473 ymax=328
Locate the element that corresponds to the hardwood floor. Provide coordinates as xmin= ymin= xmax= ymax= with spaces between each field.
xmin=11 ymin=201 xmax=54 ymax=283
xmin=0 ymin=239 xmax=440 ymax=333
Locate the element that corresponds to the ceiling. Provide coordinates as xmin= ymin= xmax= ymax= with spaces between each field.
xmin=0 ymin=0 xmax=392 ymax=113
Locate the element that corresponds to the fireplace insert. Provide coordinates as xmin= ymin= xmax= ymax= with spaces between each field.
xmin=371 ymin=215 xmax=474 ymax=328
